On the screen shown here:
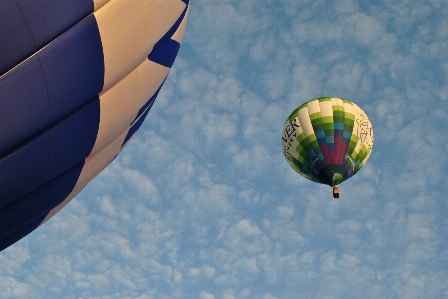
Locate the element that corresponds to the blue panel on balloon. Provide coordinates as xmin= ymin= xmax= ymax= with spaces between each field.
xmin=133 ymin=84 xmax=163 ymax=123
xmin=148 ymin=39 xmax=180 ymax=68
xmin=122 ymin=105 xmax=152 ymax=147
xmin=0 ymin=134 xmax=49 ymax=210
xmin=0 ymin=56 xmax=49 ymax=156
xmin=317 ymin=153 xmax=325 ymax=161
xmin=315 ymin=130 xmax=325 ymax=139
xmin=0 ymin=215 xmax=45 ymax=252
xmin=152 ymin=5 xmax=187 ymax=53
xmin=308 ymin=150 xmax=316 ymax=159
xmin=334 ymin=122 xmax=344 ymax=130
xmin=0 ymin=161 xmax=84 ymax=240
xmin=343 ymin=131 xmax=352 ymax=139
xmin=39 ymin=15 xmax=104 ymax=124
xmin=0 ymin=192 xmax=35 ymax=240
xmin=317 ymin=137 xmax=326 ymax=146
xmin=0 ymin=0 xmax=35 ymax=76
xmin=24 ymin=162 xmax=84 ymax=226
xmin=46 ymin=97 xmax=100 ymax=180
xmin=0 ymin=97 xmax=99 ymax=211
xmin=16 ymin=0 xmax=94 ymax=49
xmin=334 ymin=129 xmax=343 ymax=137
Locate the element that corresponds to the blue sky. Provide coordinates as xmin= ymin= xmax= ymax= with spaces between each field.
xmin=1 ymin=0 xmax=448 ymax=298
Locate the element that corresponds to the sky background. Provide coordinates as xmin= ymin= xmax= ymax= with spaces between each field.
xmin=2 ymin=0 xmax=448 ymax=298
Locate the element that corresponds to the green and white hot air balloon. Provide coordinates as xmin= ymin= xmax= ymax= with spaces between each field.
xmin=281 ymin=97 xmax=374 ymax=198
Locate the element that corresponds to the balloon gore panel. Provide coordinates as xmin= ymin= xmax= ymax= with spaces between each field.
xmin=0 ymin=14 xmax=104 ymax=156
xmin=0 ymin=0 xmax=94 ymax=76
xmin=40 ymin=15 xmax=105 ymax=124
xmin=148 ymin=39 xmax=181 ymax=68
xmin=0 ymin=0 xmax=35 ymax=76
xmin=0 ymin=217 xmax=46 ymax=253
xmin=0 ymin=56 xmax=50 ymax=156
xmin=14 ymin=0 xmax=93 ymax=48
xmin=123 ymin=100 xmax=154 ymax=147
xmin=0 ymin=161 xmax=85 ymax=240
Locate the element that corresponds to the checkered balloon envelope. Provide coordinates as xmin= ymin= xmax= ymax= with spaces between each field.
xmin=281 ymin=97 xmax=374 ymax=191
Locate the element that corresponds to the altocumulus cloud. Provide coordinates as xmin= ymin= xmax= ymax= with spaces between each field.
xmin=1 ymin=0 xmax=448 ymax=298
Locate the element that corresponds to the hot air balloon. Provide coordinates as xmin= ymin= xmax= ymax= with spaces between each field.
xmin=0 ymin=0 xmax=190 ymax=251
xmin=281 ymin=97 xmax=374 ymax=198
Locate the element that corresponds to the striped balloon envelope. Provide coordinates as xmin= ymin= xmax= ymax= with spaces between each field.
xmin=281 ymin=97 xmax=374 ymax=191
xmin=0 ymin=0 xmax=190 ymax=251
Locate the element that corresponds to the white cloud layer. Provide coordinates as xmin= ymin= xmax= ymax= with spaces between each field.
xmin=2 ymin=0 xmax=448 ymax=298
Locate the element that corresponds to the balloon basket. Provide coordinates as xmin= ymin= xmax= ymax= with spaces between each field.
xmin=333 ymin=186 xmax=340 ymax=198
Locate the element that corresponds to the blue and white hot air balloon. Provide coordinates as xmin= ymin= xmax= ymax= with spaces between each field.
xmin=0 ymin=0 xmax=190 ymax=251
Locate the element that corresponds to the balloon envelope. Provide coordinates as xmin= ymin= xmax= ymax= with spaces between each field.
xmin=0 ymin=0 xmax=190 ymax=251
xmin=281 ymin=97 xmax=374 ymax=187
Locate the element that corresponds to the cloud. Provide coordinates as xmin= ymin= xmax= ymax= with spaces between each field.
xmin=0 ymin=277 xmax=33 ymax=298
xmin=200 ymin=290 xmax=215 ymax=299
xmin=2 ymin=1 xmax=448 ymax=298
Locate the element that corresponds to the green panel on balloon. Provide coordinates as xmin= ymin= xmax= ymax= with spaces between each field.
xmin=281 ymin=97 xmax=374 ymax=187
